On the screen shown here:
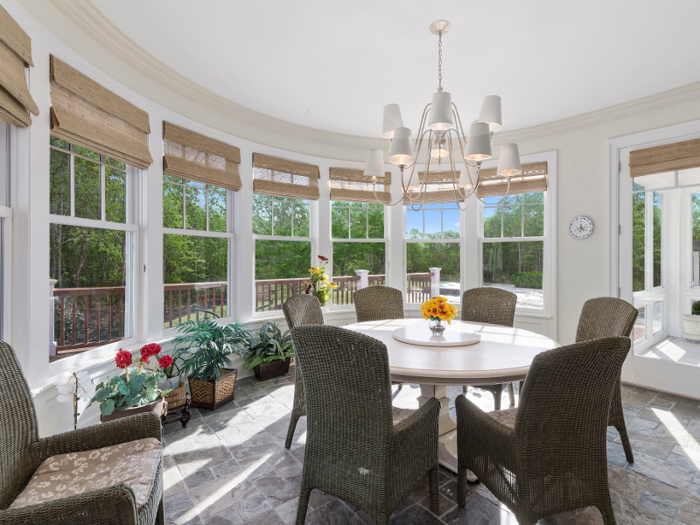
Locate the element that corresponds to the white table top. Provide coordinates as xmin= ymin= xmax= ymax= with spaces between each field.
xmin=345 ymin=319 xmax=560 ymax=385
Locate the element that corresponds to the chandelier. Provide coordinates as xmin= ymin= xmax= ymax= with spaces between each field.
xmin=363 ymin=20 xmax=522 ymax=210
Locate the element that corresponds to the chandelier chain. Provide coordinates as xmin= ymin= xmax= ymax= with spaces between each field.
xmin=437 ymin=30 xmax=443 ymax=92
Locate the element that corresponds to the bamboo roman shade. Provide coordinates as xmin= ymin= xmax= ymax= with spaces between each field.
xmin=402 ymin=171 xmax=467 ymax=205
xmin=476 ymin=161 xmax=548 ymax=198
xmin=0 ymin=5 xmax=39 ymax=127
xmin=49 ymin=55 xmax=153 ymax=169
xmin=329 ymin=168 xmax=392 ymax=204
xmin=163 ymin=122 xmax=241 ymax=191
xmin=253 ymin=153 xmax=320 ymax=200
xmin=629 ymin=138 xmax=700 ymax=178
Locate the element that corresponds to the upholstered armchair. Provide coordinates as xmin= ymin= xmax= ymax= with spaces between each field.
xmin=0 ymin=342 xmax=164 ymax=525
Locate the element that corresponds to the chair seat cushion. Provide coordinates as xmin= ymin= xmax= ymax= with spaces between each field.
xmin=489 ymin=408 xmax=517 ymax=428
xmin=10 ymin=437 xmax=161 ymax=510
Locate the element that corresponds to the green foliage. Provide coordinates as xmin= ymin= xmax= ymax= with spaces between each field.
xmin=240 ymin=321 xmax=293 ymax=369
xmin=174 ymin=319 xmax=251 ymax=382
xmin=406 ymin=238 xmax=460 ymax=282
xmin=513 ymin=271 xmax=543 ymax=289
xmin=90 ymin=369 xmax=166 ymax=416
xmin=483 ymin=241 xmax=544 ymax=285
xmin=255 ymin=240 xmax=311 ymax=280
xmin=333 ymin=242 xmax=385 ymax=277
xmin=632 ymin=191 xmax=662 ymax=292
xmin=692 ymin=301 xmax=700 ymax=316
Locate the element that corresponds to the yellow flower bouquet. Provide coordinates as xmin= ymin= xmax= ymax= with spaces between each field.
xmin=421 ymin=296 xmax=458 ymax=335
xmin=305 ymin=255 xmax=338 ymax=306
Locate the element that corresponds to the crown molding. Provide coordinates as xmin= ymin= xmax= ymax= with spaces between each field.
xmin=47 ymin=0 xmax=700 ymax=154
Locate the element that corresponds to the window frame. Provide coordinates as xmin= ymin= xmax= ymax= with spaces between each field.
xmin=0 ymin=123 xmax=14 ymax=344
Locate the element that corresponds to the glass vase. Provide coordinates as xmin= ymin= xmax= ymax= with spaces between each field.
xmin=429 ymin=318 xmax=446 ymax=336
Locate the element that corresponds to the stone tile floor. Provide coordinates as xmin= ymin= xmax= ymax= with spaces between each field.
xmin=162 ymin=369 xmax=700 ymax=525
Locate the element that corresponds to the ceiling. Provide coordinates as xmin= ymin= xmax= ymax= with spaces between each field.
xmin=90 ymin=0 xmax=700 ymax=138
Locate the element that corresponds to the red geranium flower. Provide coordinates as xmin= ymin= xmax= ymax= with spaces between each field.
xmin=140 ymin=343 xmax=162 ymax=362
xmin=317 ymin=255 xmax=329 ymax=262
xmin=115 ymin=349 xmax=132 ymax=369
xmin=305 ymin=284 xmax=312 ymax=294
xmin=158 ymin=355 xmax=173 ymax=369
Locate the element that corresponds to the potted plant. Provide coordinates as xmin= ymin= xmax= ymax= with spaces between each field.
xmin=683 ymin=301 xmax=700 ymax=342
xmin=90 ymin=344 xmax=171 ymax=422
xmin=158 ymin=350 xmax=189 ymax=412
xmin=174 ymin=319 xmax=250 ymax=410
xmin=242 ymin=321 xmax=294 ymax=381
xmin=305 ymin=255 xmax=338 ymax=306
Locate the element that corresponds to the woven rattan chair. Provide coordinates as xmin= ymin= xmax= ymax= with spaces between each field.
xmin=291 ymin=325 xmax=440 ymax=525
xmin=456 ymin=336 xmax=631 ymax=525
xmin=576 ymin=297 xmax=638 ymax=464
xmin=354 ymin=285 xmax=404 ymax=323
xmin=282 ymin=294 xmax=325 ymax=449
xmin=461 ymin=287 xmax=518 ymax=409
xmin=0 ymin=342 xmax=164 ymax=525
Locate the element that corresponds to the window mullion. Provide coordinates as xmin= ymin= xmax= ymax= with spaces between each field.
xmin=69 ymin=148 xmax=75 ymax=218
xmin=100 ymin=160 xmax=106 ymax=222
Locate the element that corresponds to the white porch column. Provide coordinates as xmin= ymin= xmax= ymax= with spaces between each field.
xmin=429 ymin=267 xmax=441 ymax=297
xmin=49 ymin=279 xmax=57 ymax=357
xmin=356 ymin=270 xmax=369 ymax=290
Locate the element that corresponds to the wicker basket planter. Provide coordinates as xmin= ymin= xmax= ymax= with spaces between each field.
xmin=164 ymin=381 xmax=187 ymax=410
xmin=188 ymin=368 xmax=237 ymax=410
xmin=683 ymin=314 xmax=700 ymax=342
xmin=100 ymin=397 xmax=167 ymax=423
xmin=254 ymin=357 xmax=292 ymax=381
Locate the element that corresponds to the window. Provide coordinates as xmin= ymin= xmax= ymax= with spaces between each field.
xmin=0 ymin=124 xmax=12 ymax=342
xmin=49 ymin=137 xmax=137 ymax=361
xmin=406 ymin=202 xmax=461 ymax=304
xmin=253 ymin=195 xmax=311 ymax=312
xmin=163 ymin=175 xmax=229 ymax=328
xmin=331 ymin=201 xmax=386 ymax=305
xmin=482 ymin=193 xmax=545 ymax=310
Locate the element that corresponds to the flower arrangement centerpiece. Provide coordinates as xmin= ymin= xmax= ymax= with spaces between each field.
xmin=90 ymin=343 xmax=172 ymax=417
xmin=305 ymin=255 xmax=338 ymax=306
xmin=421 ymin=296 xmax=458 ymax=336
xmin=53 ymin=371 xmax=95 ymax=430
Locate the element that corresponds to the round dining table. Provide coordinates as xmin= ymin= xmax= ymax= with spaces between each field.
xmin=345 ymin=318 xmax=560 ymax=474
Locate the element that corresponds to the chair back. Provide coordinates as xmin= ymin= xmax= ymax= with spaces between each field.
xmin=0 ymin=342 xmax=40 ymax=509
xmin=290 ymin=326 xmax=394 ymax=499
xmin=514 ymin=337 xmax=630 ymax=503
xmin=283 ymin=294 xmax=324 ymax=329
xmin=576 ymin=297 xmax=638 ymax=342
xmin=354 ymin=285 xmax=404 ymax=322
xmin=461 ymin=287 xmax=517 ymax=327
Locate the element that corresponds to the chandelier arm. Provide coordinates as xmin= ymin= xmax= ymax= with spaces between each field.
xmin=444 ymin=131 xmax=469 ymax=212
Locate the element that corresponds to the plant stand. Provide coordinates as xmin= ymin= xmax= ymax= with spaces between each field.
xmin=188 ymin=368 xmax=238 ymax=411
xmin=161 ymin=394 xmax=192 ymax=429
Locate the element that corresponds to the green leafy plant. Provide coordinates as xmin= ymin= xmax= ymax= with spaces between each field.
xmin=173 ymin=319 xmax=251 ymax=382
xmin=241 ymin=321 xmax=294 ymax=370
xmin=692 ymin=301 xmax=700 ymax=316
xmin=513 ymin=271 xmax=543 ymax=289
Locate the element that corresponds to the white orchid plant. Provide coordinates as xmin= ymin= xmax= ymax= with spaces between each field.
xmin=53 ymin=371 xmax=96 ymax=430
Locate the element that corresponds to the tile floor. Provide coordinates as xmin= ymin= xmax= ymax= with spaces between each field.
xmin=162 ymin=369 xmax=700 ymax=525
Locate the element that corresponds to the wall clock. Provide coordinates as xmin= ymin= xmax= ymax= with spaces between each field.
xmin=568 ymin=216 xmax=593 ymax=239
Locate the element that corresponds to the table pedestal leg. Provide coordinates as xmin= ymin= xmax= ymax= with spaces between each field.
xmin=419 ymin=384 xmax=478 ymax=482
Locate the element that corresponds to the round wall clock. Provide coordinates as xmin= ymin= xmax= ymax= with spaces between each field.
xmin=568 ymin=216 xmax=593 ymax=239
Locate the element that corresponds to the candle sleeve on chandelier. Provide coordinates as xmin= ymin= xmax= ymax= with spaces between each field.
xmin=428 ymin=92 xmax=454 ymax=130
xmin=363 ymin=149 xmax=385 ymax=178
xmin=389 ymin=127 xmax=414 ymax=166
xmin=497 ymin=144 xmax=522 ymax=177
xmin=465 ymin=122 xmax=492 ymax=161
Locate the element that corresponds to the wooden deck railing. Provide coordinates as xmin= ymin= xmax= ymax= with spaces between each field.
xmin=164 ymin=282 xmax=227 ymax=328
xmin=406 ymin=273 xmax=433 ymax=303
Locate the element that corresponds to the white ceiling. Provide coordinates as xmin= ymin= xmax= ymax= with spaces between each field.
xmin=91 ymin=0 xmax=700 ymax=138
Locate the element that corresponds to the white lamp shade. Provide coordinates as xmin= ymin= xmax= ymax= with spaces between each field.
xmin=428 ymin=92 xmax=454 ymax=130
xmin=478 ymin=95 xmax=502 ymax=132
xmin=497 ymin=144 xmax=522 ymax=177
xmin=430 ymin=136 xmax=449 ymax=158
xmin=388 ymin=127 xmax=414 ymax=166
xmin=382 ymin=104 xmax=404 ymax=139
xmin=364 ymin=149 xmax=385 ymax=178
xmin=403 ymin=168 xmax=419 ymax=189
xmin=458 ymin=164 xmax=477 ymax=187
xmin=464 ymin=122 xmax=492 ymax=161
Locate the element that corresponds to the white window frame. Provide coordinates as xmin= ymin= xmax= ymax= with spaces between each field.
xmin=329 ymin=200 xmax=388 ymax=310
xmin=48 ymin=140 xmax=141 ymax=368
xmin=478 ymin=151 xmax=557 ymax=319
xmin=0 ymin=123 xmax=14 ymax=343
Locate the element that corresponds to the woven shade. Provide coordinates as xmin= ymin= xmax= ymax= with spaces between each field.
xmin=476 ymin=161 xmax=548 ymax=198
xmin=253 ymin=153 xmax=320 ymax=200
xmin=402 ymin=171 xmax=466 ymax=205
xmin=49 ymin=56 xmax=152 ymax=169
xmin=0 ymin=5 xmax=38 ymax=127
xmin=329 ymin=168 xmax=391 ymax=204
xmin=629 ymin=138 xmax=700 ymax=178
xmin=163 ymin=122 xmax=241 ymax=191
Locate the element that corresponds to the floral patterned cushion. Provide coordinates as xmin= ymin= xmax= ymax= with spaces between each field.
xmin=489 ymin=408 xmax=518 ymax=428
xmin=10 ymin=437 xmax=161 ymax=510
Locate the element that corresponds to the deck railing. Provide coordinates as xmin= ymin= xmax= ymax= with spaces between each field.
xmin=406 ymin=273 xmax=434 ymax=303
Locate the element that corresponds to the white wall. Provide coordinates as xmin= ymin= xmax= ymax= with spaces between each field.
xmin=4 ymin=0 xmax=700 ymax=437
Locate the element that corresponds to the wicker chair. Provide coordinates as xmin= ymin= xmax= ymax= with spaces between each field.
xmin=456 ymin=336 xmax=631 ymax=525
xmin=354 ymin=285 xmax=406 ymax=392
xmin=282 ymin=294 xmax=325 ymax=449
xmin=354 ymin=285 xmax=404 ymax=323
xmin=461 ymin=287 xmax=518 ymax=409
xmin=0 ymin=342 xmax=164 ymax=525
xmin=291 ymin=325 xmax=440 ymax=525
xmin=576 ymin=297 xmax=638 ymax=464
